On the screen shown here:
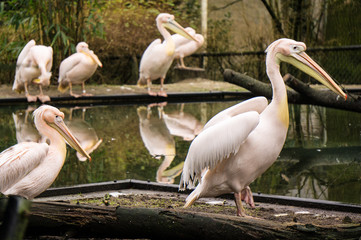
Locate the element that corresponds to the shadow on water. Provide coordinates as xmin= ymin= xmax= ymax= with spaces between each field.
xmin=0 ymin=101 xmax=360 ymax=204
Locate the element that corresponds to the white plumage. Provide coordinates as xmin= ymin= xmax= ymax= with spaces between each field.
xmin=0 ymin=105 xmax=90 ymax=199
xmin=13 ymin=40 xmax=53 ymax=103
xmin=179 ymin=38 xmax=347 ymax=217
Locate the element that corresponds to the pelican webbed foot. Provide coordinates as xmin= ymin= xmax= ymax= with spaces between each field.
xmin=81 ymin=92 xmax=93 ymax=97
xmin=37 ymin=94 xmax=51 ymax=103
xmin=241 ymin=186 xmax=255 ymax=208
xmin=158 ymin=90 xmax=168 ymax=97
xmin=26 ymin=94 xmax=37 ymax=102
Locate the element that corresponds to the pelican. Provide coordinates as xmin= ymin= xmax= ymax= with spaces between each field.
xmin=179 ymin=38 xmax=347 ymax=217
xmin=58 ymin=42 xmax=102 ymax=98
xmin=138 ymin=13 xmax=198 ymax=97
xmin=0 ymin=105 xmax=91 ymax=199
xmin=172 ymin=28 xmax=204 ymax=69
xmin=13 ymin=40 xmax=53 ymax=103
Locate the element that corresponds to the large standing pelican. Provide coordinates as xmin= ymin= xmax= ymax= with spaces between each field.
xmin=58 ymin=42 xmax=102 ymax=98
xmin=13 ymin=40 xmax=53 ymax=103
xmin=0 ymin=105 xmax=91 ymax=199
xmin=138 ymin=13 xmax=198 ymax=97
xmin=172 ymin=28 xmax=204 ymax=69
xmin=179 ymin=38 xmax=347 ymax=217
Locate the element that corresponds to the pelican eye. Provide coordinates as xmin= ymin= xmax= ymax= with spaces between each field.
xmin=55 ymin=115 xmax=62 ymax=123
xmin=291 ymin=45 xmax=303 ymax=53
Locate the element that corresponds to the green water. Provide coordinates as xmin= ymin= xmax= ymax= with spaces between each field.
xmin=0 ymin=101 xmax=360 ymax=204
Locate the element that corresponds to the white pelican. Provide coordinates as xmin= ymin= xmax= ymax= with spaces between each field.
xmin=172 ymin=28 xmax=204 ymax=69
xmin=13 ymin=40 xmax=53 ymax=103
xmin=0 ymin=105 xmax=91 ymax=199
xmin=138 ymin=13 xmax=198 ymax=97
xmin=58 ymin=42 xmax=102 ymax=98
xmin=179 ymin=38 xmax=347 ymax=217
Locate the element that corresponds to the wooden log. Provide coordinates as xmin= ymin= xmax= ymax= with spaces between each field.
xmin=223 ymin=69 xmax=361 ymax=112
xmin=223 ymin=68 xmax=305 ymax=103
xmin=23 ymin=201 xmax=361 ymax=239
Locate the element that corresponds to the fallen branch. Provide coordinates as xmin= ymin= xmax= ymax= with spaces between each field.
xmin=223 ymin=69 xmax=361 ymax=112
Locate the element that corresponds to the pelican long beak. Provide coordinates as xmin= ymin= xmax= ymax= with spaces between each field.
xmin=49 ymin=116 xmax=91 ymax=161
xmin=163 ymin=20 xmax=198 ymax=42
xmin=80 ymin=49 xmax=103 ymax=67
xmin=278 ymin=52 xmax=347 ymax=100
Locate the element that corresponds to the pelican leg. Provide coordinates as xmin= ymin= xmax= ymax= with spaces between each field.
xmin=146 ymin=78 xmax=157 ymax=96
xmin=69 ymin=82 xmax=81 ymax=98
xmin=81 ymin=82 xmax=93 ymax=96
xmin=158 ymin=77 xmax=168 ymax=97
xmin=24 ymin=82 xmax=37 ymax=102
xmin=180 ymin=57 xmax=187 ymax=69
xmin=234 ymin=192 xmax=246 ymax=217
xmin=241 ymin=186 xmax=255 ymax=208
xmin=37 ymin=85 xmax=50 ymax=103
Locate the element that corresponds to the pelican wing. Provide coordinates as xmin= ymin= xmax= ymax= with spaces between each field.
xmin=58 ymin=53 xmax=83 ymax=83
xmin=13 ymin=40 xmax=36 ymax=90
xmin=16 ymin=40 xmax=36 ymax=66
xmin=204 ymin=97 xmax=268 ymax=130
xmin=0 ymin=142 xmax=48 ymax=193
xmin=180 ymin=111 xmax=260 ymax=189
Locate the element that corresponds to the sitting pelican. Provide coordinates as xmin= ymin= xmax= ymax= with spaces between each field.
xmin=172 ymin=28 xmax=204 ymax=69
xmin=0 ymin=105 xmax=91 ymax=199
xmin=138 ymin=13 xmax=198 ymax=97
xmin=13 ymin=40 xmax=53 ymax=103
xmin=179 ymin=38 xmax=347 ymax=217
xmin=58 ymin=42 xmax=102 ymax=98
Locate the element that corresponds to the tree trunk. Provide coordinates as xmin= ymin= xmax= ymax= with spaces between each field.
xmin=223 ymin=69 xmax=361 ymax=112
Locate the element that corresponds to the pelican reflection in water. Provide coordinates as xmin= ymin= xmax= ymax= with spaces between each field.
xmin=63 ymin=107 xmax=103 ymax=161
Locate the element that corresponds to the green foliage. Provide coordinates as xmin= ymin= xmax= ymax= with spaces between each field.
xmin=0 ymin=0 xmax=106 ymax=81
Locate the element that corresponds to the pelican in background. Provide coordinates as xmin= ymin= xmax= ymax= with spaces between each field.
xmin=179 ymin=38 xmax=347 ymax=217
xmin=0 ymin=105 xmax=91 ymax=199
xmin=58 ymin=42 xmax=102 ymax=98
xmin=138 ymin=13 xmax=198 ymax=97
xmin=172 ymin=28 xmax=204 ymax=69
xmin=13 ymin=40 xmax=53 ymax=103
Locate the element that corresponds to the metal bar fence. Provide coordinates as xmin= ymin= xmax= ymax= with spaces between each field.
xmin=185 ymin=45 xmax=361 ymax=85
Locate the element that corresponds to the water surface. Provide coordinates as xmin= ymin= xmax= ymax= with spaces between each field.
xmin=0 ymin=101 xmax=360 ymax=204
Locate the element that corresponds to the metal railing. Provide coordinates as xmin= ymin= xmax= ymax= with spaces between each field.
xmin=186 ymin=45 xmax=361 ymax=85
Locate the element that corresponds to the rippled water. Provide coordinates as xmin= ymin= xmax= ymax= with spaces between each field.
xmin=0 ymin=101 xmax=360 ymax=204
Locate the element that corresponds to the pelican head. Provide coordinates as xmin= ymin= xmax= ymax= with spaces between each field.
xmin=266 ymin=38 xmax=347 ymax=100
xmin=157 ymin=13 xmax=198 ymax=42
xmin=76 ymin=42 xmax=102 ymax=68
xmin=33 ymin=105 xmax=91 ymax=160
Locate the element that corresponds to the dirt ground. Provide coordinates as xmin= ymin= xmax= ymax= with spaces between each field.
xmin=0 ymin=78 xmax=243 ymax=99
xmin=57 ymin=189 xmax=361 ymax=227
